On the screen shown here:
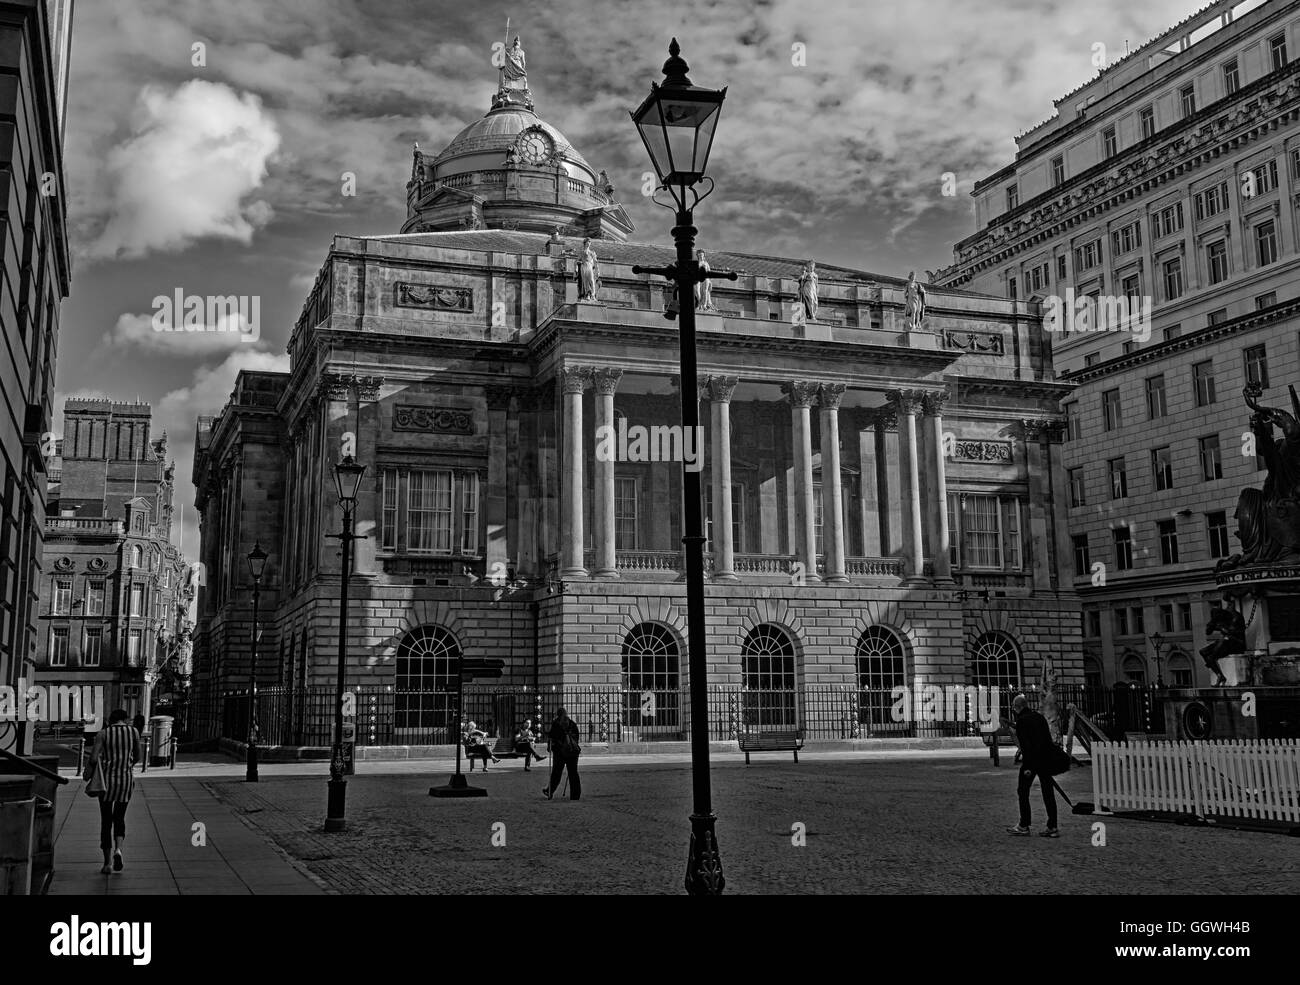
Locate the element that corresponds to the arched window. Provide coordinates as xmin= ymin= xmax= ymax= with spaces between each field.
xmin=741 ymin=624 xmax=797 ymax=729
xmin=970 ymin=631 xmax=1021 ymax=692
xmin=394 ymin=625 xmax=459 ymax=737
xmin=1083 ymin=656 xmax=1104 ymax=690
xmin=1166 ymin=649 xmax=1193 ymax=687
xmin=621 ymin=623 xmax=681 ymax=736
xmin=1121 ymin=652 xmax=1146 ymax=684
xmin=133 ymin=513 xmax=146 ymax=533
xmin=130 ymin=545 xmax=143 ymax=568
xmin=855 ymin=626 xmax=907 ymax=731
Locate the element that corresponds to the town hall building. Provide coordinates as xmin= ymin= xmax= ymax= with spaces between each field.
xmin=189 ymin=42 xmax=1082 ymax=747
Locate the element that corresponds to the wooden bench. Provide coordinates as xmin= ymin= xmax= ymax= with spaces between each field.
xmin=465 ymin=736 xmax=545 ymax=769
xmin=738 ymin=730 xmax=804 ymax=764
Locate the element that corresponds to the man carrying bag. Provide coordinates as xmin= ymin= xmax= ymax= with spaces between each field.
xmin=1006 ymin=694 xmax=1063 ymax=839
xmin=541 ymin=708 xmax=581 ymax=801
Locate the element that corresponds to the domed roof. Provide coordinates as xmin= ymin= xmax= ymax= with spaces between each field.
xmin=434 ymin=107 xmax=591 ymax=173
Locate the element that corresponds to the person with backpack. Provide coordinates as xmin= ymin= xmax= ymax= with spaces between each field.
xmin=541 ymin=708 xmax=581 ymax=801
xmin=1006 ymin=693 xmax=1061 ymax=838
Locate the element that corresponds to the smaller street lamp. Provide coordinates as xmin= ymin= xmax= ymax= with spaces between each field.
xmin=245 ymin=542 xmax=268 ymax=782
xmin=1149 ymin=631 xmax=1165 ymax=688
xmin=326 ymin=456 xmax=366 ymax=831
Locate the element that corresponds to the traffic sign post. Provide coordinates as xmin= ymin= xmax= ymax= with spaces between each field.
xmin=429 ymin=655 xmax=505 ymax=798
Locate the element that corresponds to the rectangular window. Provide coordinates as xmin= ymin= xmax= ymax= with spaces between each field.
xmin=1145 ymin=375 xmax=1167 ymax=420
xmin=1208 ymin=308 xmax=1229 ymax=327
xmin=1008 ymin=276 xmax=1017 ymax=300
xmin=1193 ymin=360 xmax=1216 ymax=406
xmin=1087 ymin=610 xmax=1102 ymax=638
xmin=1133 ymin=606 xmax=1146 ymax=635
xmin=1292 ymin=146 xmax=1300 ymax=180
xmin=947 ymin=494 xmax=960 ymax=570
xmin=1158 ymin=518 xmax=1179 ymax=564
xmin=127 ymin=630 xmax=142 ymax=666
xmin=1223 ymin=58 xmax=1240 ymax=95
xmin=1178 ymin=602 xmax=1192 ymax=630
xmin=1180 ymin=84 xmax=1197 ymax=118
xmin=1072 ymin=534 xmax=1090 ymax=576
xmin=1123 ymin=341 xmax=1138 ymax=355
xmin=407 ymin=469 xmax=453 ymax=554
xmin=1247 ymin=159 xmax=1279 ymax=196
xmin=1207 ymin=240 xmax=1229 ymax=284
xmin=1163 ymin=324 xmax=1182 ymax=342
xmin=1255 ymin=220 xmax=1278 ymax=266
xmin=460 ymin=472 xmax=479 ymax=555
xmin=1244 ymin=344 xmax=1269 ymax=389
xmin=1103 ymin=389 xmax=1123 ymax=431
xmin=1160 ymin=603 xmax=1175 ymax=633
xmin=1103 ymin=126 xmax=1117 ymax=157
xmin=1140 ymin=106 xmax=1155 ymax=139
xmin=1207 ymin=510 xmax=1230 ymax=558
xmin=1109 ymin=457 xmax=1128 ymax=499
xmin=49 ymin=628 xmax=69 ymax=667
xmin=83 ymin=628 xmax=102 ymax=668
xmin=129 ymin=584 xmax=144 ymax=617
xmin=381 ymin=467 xmax=398 ymax=551
xmin=961 ymin=495 xmax=1001 ymax=569
xmin=1153 ymin=202 xmax=1184 ymax=239
xmin=1151 ymin=446 xmax=1173 ymax=491
xmin=1006 ymin=185 xmax=1019 ymax=211
xmin=1113 ymin=221 xmax=1142 ymax=256
xmin=1051 ymin=155 xmax=1065 ymax=187
xmin=813 ymin=480 xmax=824 ymax=555
xmin=86 ymin=581 xmax=105 ymax=616
xmin=1085 ymin=352 xmax=1101 ymax=367
xmin=615 ymin=476 xmax=639 ymax=549
xmin=1065 ymin=402 xmax=1081 ymax=441
xmin=1115 ymin=608 xmax=1130 ymax=636
xmin=1195 ymin=183 xmax=1228 ymax=220
xmin=1271 ymin=33 xmax=1288 ymax=72
xmin=1113 ymin=527 xmax=1133 ymax=571
xmin=1056 ymin=255 xmax=1067 ymax=281
xmin=1163 ymin=257 xmax=1184 ymax=300
xmin=1256 ymin=292 xmax=1277 ymax=310
xmin=1001 ymin=498 xmax=1022 ymax=571
xmin=53 ymin=579 xmax=71 ymax=615
xmin=1199 ymin=434 xmax=1223 ymax=481
xmin=1074 ymin=239 xmax=1101 ymax=272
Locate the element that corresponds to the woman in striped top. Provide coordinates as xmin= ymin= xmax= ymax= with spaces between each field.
xmin=91 ymin=708 xmax=137 ymax=873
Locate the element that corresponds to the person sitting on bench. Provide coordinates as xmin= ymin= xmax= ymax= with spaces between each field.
xmin=1200 ymin=601 xmax=1244 ymax=687
xmin=513 ymin=719 xmax=547 ymax=771
xmin=463 ymin=721 xmax=500 ymax=771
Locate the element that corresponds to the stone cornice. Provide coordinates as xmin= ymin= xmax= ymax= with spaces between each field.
xmin=939 ymin=65 xmax=1300 ymax=286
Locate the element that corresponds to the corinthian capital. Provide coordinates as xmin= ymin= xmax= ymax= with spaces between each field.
xmin=782 ymin=380 xmax=820 ymax=408
xmin=591 ymin=368 xmax=623 ymax=396
xmin=560 ymin=366 xmax=594 ymax=394
xmin=886 ymin=388 xmax=925 ymax=416
xmin=819 ymin=383 xmax=847 ymax=410
xmin=921 ymin=389 xmax=950 ymax=417
xmin=708 ymin=375 xmax=740 ymax=403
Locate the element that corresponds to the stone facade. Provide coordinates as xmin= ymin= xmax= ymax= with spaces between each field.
xmin=190 ymin=52 xmax=1082 ymax=744
xmin=935 ymin=0 xmax=1300 ymax=687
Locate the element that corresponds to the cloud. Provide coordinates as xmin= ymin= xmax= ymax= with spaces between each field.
xmin=105 ymin=307 xmax=261 ymax=355
xmin=89 ymin=80 xmax=281 ymax=260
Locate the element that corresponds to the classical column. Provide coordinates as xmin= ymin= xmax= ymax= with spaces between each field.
xmin=708 ymin=375 xmax=739 ymax=581
xmin=559 ymin=367 xmax=592 ymax=578
xmin=783 ymin=381 xmax=821 ymax=582
xmin=819 ymin=384 xmax=848 ymax=583
xmin=922 ymin=389 xmax=953 ymax=584
xmin=592 ymin=368 xmax=622 ymax=577
xmin=888 ymin=389 xmax=926 ymax=584
xmin=1021 ymin=418 xmax=1053 ymax=592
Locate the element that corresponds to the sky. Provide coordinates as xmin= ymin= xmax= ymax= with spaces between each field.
xmin=53 ymin=0 xmax=1212 ymax=556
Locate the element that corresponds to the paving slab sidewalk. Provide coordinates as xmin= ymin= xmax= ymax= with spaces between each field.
xmin=47 ymin=776 xmax=328 ymax=896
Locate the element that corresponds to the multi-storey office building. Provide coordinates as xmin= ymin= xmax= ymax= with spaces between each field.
xmin=0 ymin=0 xmax=72 ymax=752
xmin=936 ymin=0 xmax=1300 ymax=687
xmin=189 ymin=45 xmax=1080 ymax=748
xmin=36 ymin=400 xmax=192 ymax=719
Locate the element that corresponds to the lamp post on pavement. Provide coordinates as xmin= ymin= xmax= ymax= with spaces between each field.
xmin=245 ymin=543 xmax=267 ymax=782
xmin=1149 ymin=631 xmax=1165 ymax=688
xmin=325 ymin=456 xmax=366 ymax=831
xmin=629 ymin=38 xmax=733 ymax=896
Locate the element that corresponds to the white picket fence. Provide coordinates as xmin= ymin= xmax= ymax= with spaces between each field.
xmin=1092 ymin=740 xmax=1300 ymax=823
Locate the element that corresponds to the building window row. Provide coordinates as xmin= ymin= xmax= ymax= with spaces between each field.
xmin=1073 ymin=510 xmax=1239 ymax=576
xmin=379 ymin=467 xmax=481 ymax=556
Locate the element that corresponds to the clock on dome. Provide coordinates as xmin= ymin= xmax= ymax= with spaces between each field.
xmin=514 ymin=126 xmax=555 ymax=166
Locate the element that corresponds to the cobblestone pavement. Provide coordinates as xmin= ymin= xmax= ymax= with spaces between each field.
xmin=205 ymin=759 xmax=1298 ymax=894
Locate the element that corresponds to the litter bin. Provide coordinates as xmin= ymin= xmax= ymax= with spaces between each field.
xmin=341 ymin=721 xmax=356 ymax=776
xmin=149 ymin=716 xmax=174 ymax=768
xmin=0 ymin=774 xmax=36 ymax=895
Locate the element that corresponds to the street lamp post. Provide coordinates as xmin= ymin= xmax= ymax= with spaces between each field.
xmin=1149 ymin=631 xmax=1165 ymax=688
xmin=325 ymin=456 xmax=366 ymax=831
xmin=630 ymin=38 xmax=733 ymax=896
xmin=245 ymin=543 xmax=268 ymax=782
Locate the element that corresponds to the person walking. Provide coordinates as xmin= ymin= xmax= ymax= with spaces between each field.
xmin=89 ymin=709 xmax=138 ymax=873
xmin=514 ymin=719 xmax=547 ymax=772
xmin=541 ymin=708 xmax=581 ymax=801
xmin=132 ymin=712 xmax=147 ymax=767
xmin=1006 ymin=694 xmax=1059 ymax=838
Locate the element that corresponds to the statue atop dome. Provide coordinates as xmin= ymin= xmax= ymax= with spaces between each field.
xmin=493 ymin=30 xmax=534 ymax=111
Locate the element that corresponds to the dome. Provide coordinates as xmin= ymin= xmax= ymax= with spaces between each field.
xmin=435 ymin=108 xmax=592 ymax=177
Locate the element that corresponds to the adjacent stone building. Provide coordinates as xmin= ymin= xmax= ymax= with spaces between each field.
xmin=190 ymin=44 xmax=1080 ymax=746
xmin=36 ymin=400 xmax=192 ymax=719
xmin=935 ymin=0 xmax=1300 ymax=688
xmin=0 ymin=0 xmax=73 ymax=752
